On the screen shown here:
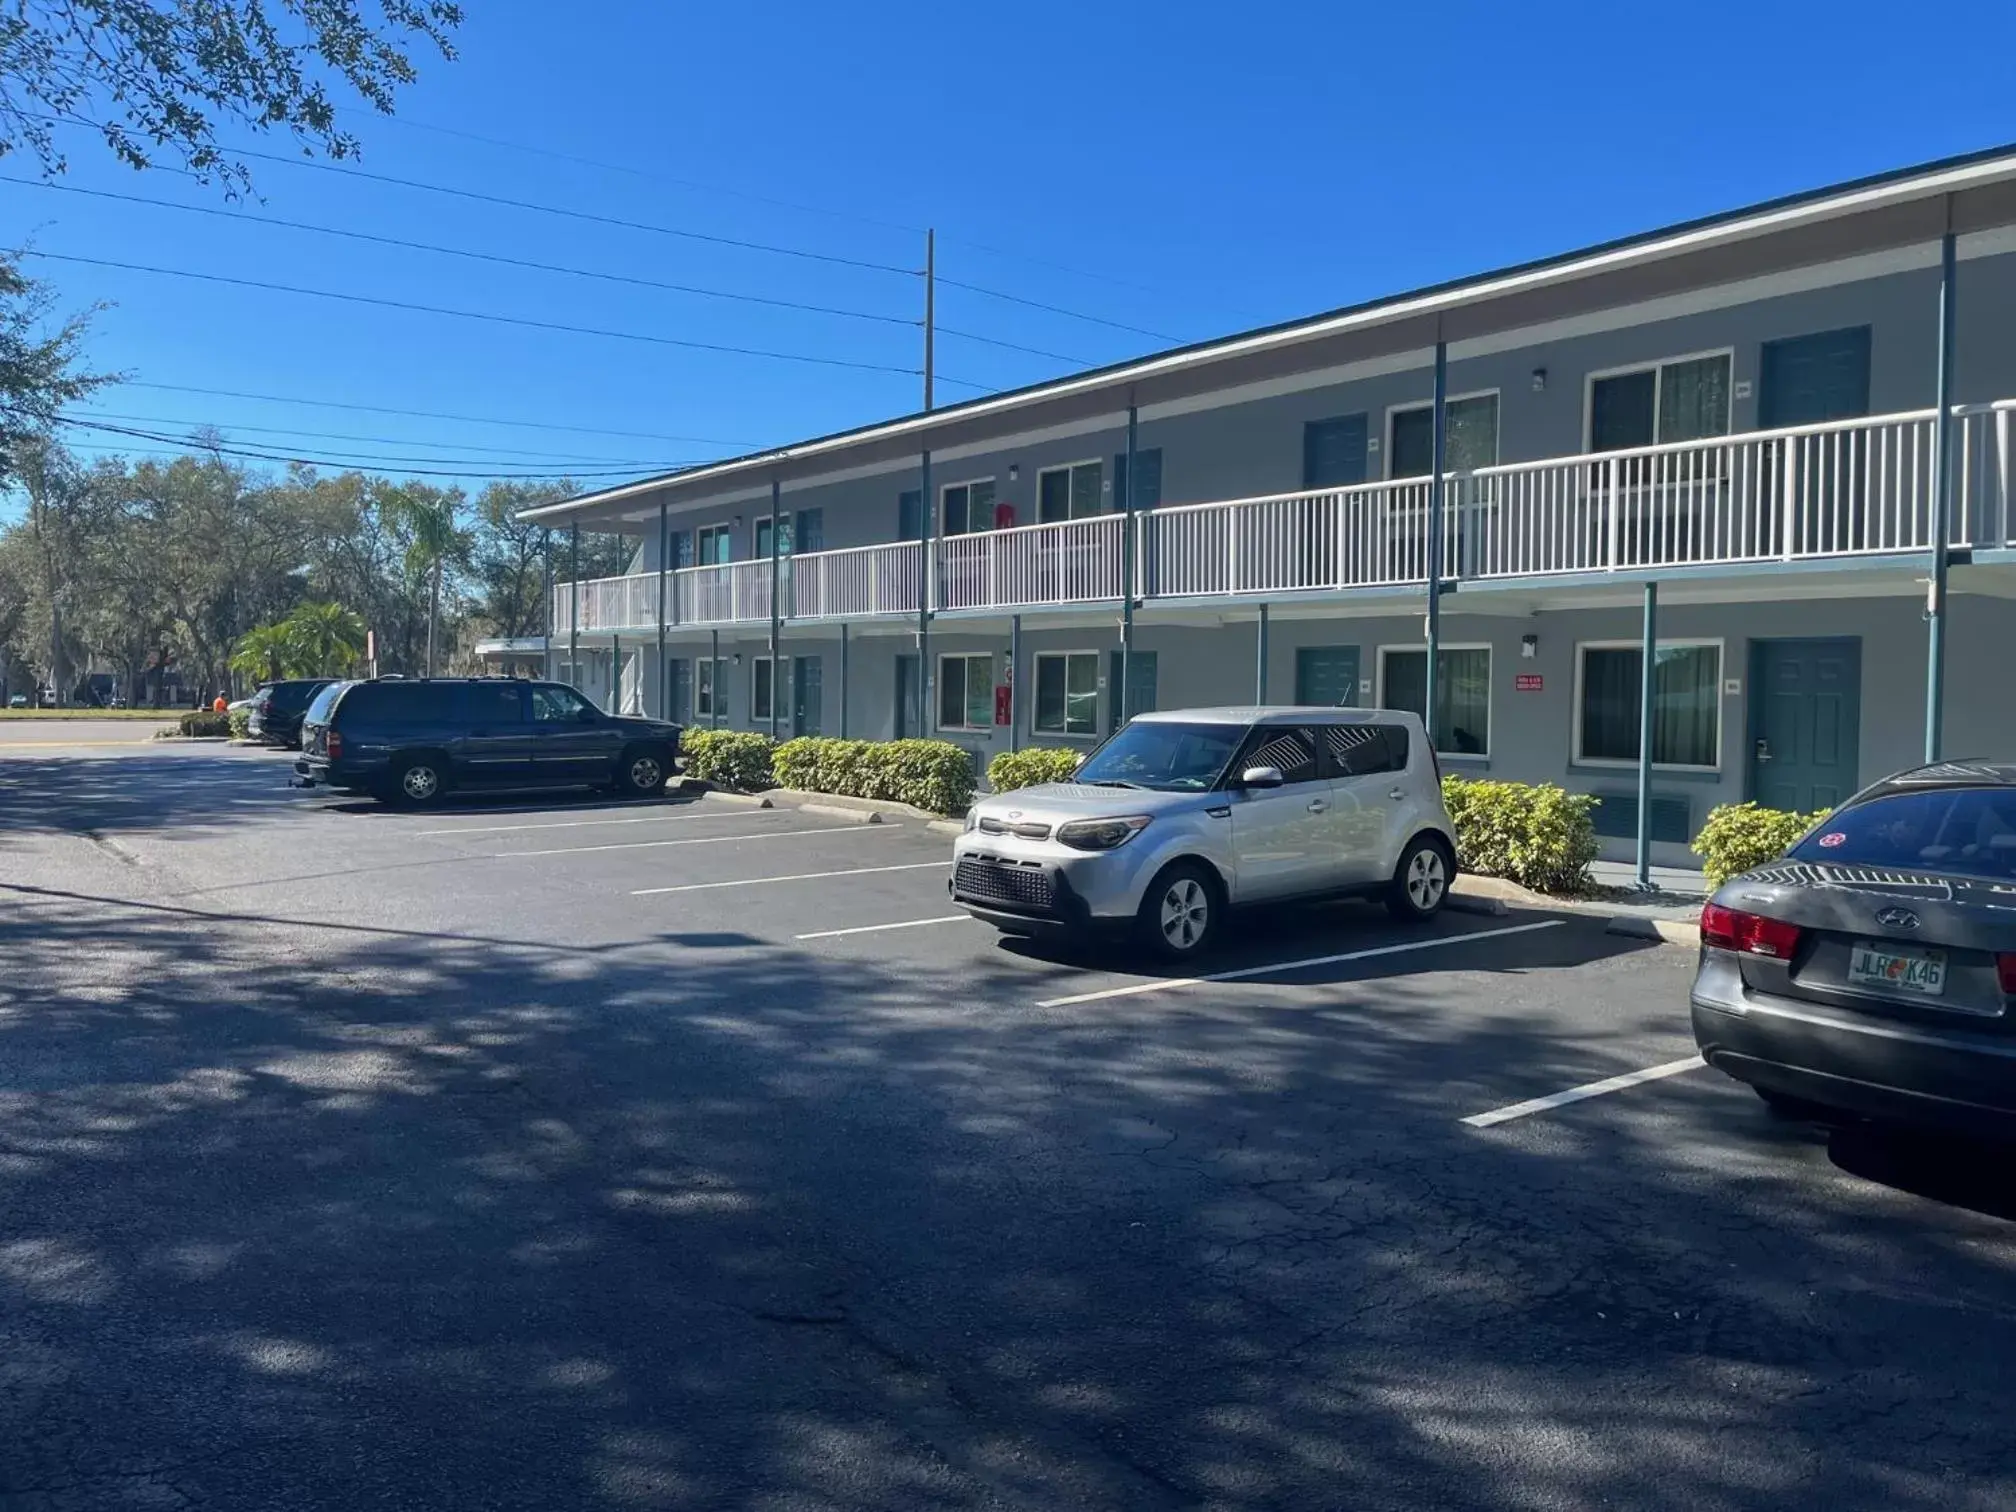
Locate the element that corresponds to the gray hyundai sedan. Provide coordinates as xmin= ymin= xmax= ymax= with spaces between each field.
xmin=1691 ymin=761 xmax=2016 ymax=1138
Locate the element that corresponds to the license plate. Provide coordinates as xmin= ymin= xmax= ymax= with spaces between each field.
xmin=1848 ymin=943 xmax=1947 ymax=997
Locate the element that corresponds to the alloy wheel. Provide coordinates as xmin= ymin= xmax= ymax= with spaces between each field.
xmin=1159 ymin=877 xmax=1209 ymax=951
xmin=628 ymin=755 xmax=663 ymax=791
xmin=402 ymin=765 xmax=440 ymax=802
xmin=1406 ymin=847 xmax=1447 ymax=911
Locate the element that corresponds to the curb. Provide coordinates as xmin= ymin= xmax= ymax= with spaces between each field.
xmin=1605 ymin=916 xmax=1702 ymax=947
xmin=1446 ymin=891 xmax=1508 ymax=917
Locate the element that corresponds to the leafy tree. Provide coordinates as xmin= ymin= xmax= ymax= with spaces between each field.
xmin=228 ymin=621 xmax=294 ymax=684
xmin=283 ymin=600 xmax=366 ymax=675
xmin=0 ymin=253 xmax=109 ymax=487
xmin=1 ymin=0 xmax=463 ymax=193
xmin=376 ymin=480 xmax=469 ymax=676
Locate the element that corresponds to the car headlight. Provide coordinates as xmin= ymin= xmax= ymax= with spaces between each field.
xmin=964 ymin=809 xmax=980 ymax=832
xmin=1056 ymin=815 xmax=1152 ymax=851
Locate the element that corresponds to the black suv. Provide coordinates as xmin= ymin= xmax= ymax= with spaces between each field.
xmin=296 ymin=678 xmax=680 ymax=806
xmin=247 ymin=678 xmax=335 ymax=748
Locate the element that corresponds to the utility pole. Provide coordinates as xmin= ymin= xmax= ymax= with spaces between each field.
xmin=923 ymin=228 xmax=936 ymax=413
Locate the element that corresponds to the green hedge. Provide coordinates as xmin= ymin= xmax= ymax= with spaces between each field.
xmin=681 ymin=729 xmax=776 ymax=791
xmin=175 ymin=709 xmax=231 ymax=737
xmin=1692 ymin=802 xmax=1828 ymax=886
xmin=1441 ymin=775 xmax=1599 ymax=895
xmin=228 ymin=707 xmax=252 ymax=740
xmin=773 ymin=736 xmax=977 ymax=815
xmin=987 ymin=747 xmax=1081 ymax=793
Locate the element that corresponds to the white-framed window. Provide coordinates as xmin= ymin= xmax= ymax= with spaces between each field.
xmin=695 ymin=523 xmax=733 ymax=565
xmin=1033 ymin=651 xmax=1100 ymax=738
xmin=1036 ymin=460 xmax=1103 ymax=523
xmin=941 ymin=478 xmax=996 ymax=537
xmin=1574 ymin=640 xmax=1723 ymax=770
xmin=1377 ymin=643 xmax=1491 ymax=758
xmin=937 ymin=652 xmax=994 ymax=732
xmin=1586 ymin=350 xmax=1733 ymax=453
xmin=695 ymin=658 xmax=718 ymax=718
xmin=751 ymin=656 xmax=778 ymax=722
xmin=1387 ymin=391 xmax=1499 ymax=478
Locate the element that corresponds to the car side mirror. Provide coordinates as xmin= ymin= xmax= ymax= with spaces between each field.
xmin=1240 ymin=765 xmax=1284 ymax=790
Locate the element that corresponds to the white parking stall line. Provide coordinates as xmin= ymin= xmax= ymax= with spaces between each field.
xmin=633 ymin=861 xmax=947 ymax=896
xmin=795 ymin=915 xmax=968 ymax=941
xmin=1034 ymin=920 xmax=1567 ymax=1009
xmin=1460 ymin=1055 xmax=1706 ymax=1129
xmin=417 ymin=808 xmax=773 ymax=837
xmin=497 ymin=824 xmax=903 ymax=859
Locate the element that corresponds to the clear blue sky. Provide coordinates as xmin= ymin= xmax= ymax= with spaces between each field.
xmin=9 ymin=0 xmax=2016 ymax=502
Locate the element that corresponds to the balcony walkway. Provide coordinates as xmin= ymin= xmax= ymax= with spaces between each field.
xmin=551 ymin=400 xmax=2016 ymax=637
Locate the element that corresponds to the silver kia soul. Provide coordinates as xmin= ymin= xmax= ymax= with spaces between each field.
xmin=950 ymin=707 xmax=1458 ymax=958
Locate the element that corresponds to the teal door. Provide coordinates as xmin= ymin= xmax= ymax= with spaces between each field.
xmin=1759 ymin=327 xmax=1872 ymax=427
xmin=793 ymin=656 xmax=822 ymax=736
xmin=1749 ymin=638 xmax=1861 ymax=811
xmin=1107 ymin=650 xmax=1157 ymax=734
xmin=1294 ymin=646 xmax=1360 ymax=706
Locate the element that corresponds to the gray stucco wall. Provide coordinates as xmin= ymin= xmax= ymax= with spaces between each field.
xmin=643 ymin=585 xmax=2016 ymax=865
xmin=618 ymin=247 xmax=2016 ymax=563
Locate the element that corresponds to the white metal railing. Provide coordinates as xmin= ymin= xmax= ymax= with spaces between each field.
xmin=791 ymin=540 xmax=922 ymax=619
xmin=676 ymin=559 xmax=774 ymax=624
xmin=935 ymin=514 xmax=1123 ymax=610
xmin=547 ymin=401 xmax=2016 ymax=632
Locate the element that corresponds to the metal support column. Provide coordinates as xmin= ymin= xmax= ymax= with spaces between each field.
xmin=1425 ymin=337 xmax=1448 ymax=752
xmin=1009 ymin=614 xmax=1022 ymax=752
xmin=1120 ymin=400 xmax=1137 ymax=725
xmin=567 ymin=522 xmax=580 ymax=691
xmin=541 ymin=526 xmax=554 ymax=681
xmin=709 ymin=628 xmax=720 ymax=729
xmin=655 ymin=501 xmax=669 ymax=720
xmin=769 ymin=476 xmax=782 ymax=742
xmin=838 ymin=623 xmax=850 ymax=739
xmin=1635 ymin=580 xmax=1658 ymax=891
xmin=919 ymin=448 xmax=933 ymax=733
xmin=1926 ymin=220 xmax=1958 ymax=763
xmin=608 ymin=633 xmax=619 ymax=714
xmin=1254 ymin=604 xmax=1270 ymax=703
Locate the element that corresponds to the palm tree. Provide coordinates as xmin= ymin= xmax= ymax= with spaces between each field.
xmin=283 ymin=601 xmax=366 ymax=677
xmin=229 ymin=622 xmax=295 ymax=684
xmin=379 ymin=485 xmax=470 ymax=676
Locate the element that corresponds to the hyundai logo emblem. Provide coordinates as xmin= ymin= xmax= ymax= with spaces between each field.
xmin=1875 ymin=907 xmax=1920 ymax=930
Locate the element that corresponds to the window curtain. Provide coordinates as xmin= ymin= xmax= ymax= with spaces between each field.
xmin=1659 ymin=356 xmax=1731 ymax=444
xmin=1383 ymin=648 xmax=1488 ymax=755
xmin=1579 ymin=645 xmax=1720 ymax=765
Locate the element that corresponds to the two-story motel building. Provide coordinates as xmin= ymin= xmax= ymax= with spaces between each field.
xmin=485 ymin=146 xmax=2016 ymax=869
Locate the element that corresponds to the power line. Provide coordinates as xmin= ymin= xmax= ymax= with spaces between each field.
xmin=63 ymin=409 xmax=658 ymax=463
xmin=935 ymin=276 xmax=1179 ymax=343
xmin=226 ymin=139 xmax=919 ymax=276
xmin=119 ymin=382 xmax=757 ymax=447
xmin=53 ymin=416 xmax=681 ymax=472
xmin=384 ymin=114 xmax=1191 ymax=303
xmin=4 ymin=174 xmax=923 ymax=329
xmin=935 ymin=325 xmax=1090 ymax=366
xmin=23 ymin=251 xmax=931 ymax=377
xmin=52 ymin=417 xmax=667 ymax=479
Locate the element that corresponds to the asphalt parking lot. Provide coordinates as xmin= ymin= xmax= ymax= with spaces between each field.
xmin=5 ymin=729 xmax=2016 ymax=1510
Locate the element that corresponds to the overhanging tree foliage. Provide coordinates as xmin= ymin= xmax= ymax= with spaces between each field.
xmin=0 ymin=0 xmax=463 ymax=192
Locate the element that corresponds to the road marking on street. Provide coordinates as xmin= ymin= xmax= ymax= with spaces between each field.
xmin=419 ymin=808 xmax=771 ymax=837
xmin=1460 ymin=1054 xmax=1706 ymax=1129
xmin=795 ymin=914 xmax=968 ymax=941
xmin=497 ymin=824 xmax=903 ymax=859
xmin=632 ymin=861 xmax=947 ymax=896
xmin=1034 ymin=919 xmax=1567 ymax=1009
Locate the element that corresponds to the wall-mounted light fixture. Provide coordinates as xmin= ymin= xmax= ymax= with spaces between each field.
xmin=1008 ymin=463 xmax=1019 ymax=481
xmin=1520 ymin=633 xmax=1539 ymax=659
xmin=1530 ymin=367 xmax=1548 ymax=393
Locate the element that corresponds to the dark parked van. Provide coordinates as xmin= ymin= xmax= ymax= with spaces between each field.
xmin=247 ymin=678 xmax=335 ymax=748
xmin=296 ymin=678 xmax=680 ymax=806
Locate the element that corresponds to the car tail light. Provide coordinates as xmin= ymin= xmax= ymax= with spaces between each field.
xmin=1997 ymin=953 xmax=2016 ymax=996
xmin=325 ymin=729 xmax=342 ymax=760
xmin=1700 ymin=902 xmax=1803 ymax=960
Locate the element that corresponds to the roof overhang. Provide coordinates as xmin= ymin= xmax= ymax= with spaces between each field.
xmin=521 ymin=145 xmax=2016 ymax=530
